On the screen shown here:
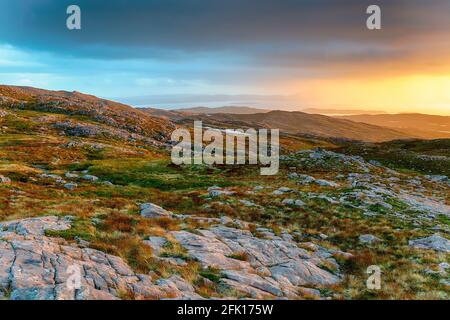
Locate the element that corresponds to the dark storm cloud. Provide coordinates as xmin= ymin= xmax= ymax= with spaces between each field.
xmin=1 ymin=0 xmax=449 ymax=61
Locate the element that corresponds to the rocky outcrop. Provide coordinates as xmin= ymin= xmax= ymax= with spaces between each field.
xmin=0 ymin=215 xmax=343 ymax=300
xmin=0 ymin=216 xmax=200 ymax=300
xmin=140 ymin=203 xmax=173 ymax=218
xmin=208 ymin=186 xmax=235 ymax=198
xmin=64 ymin=183 xmax=78 ymax=190
xmin=171 ymin=226 xmax=341 ymax=299
xmin=342 ymin=172 xmax=450 ymax=219
xmin=359 ymin=234 xmax=381 ymax=244
xmin=315 ymin=179 xmax=338 ymax=187
xmin=282 ymin=199 xmax=305 ymax=207
xmin=0 ymin=175 xmax=11 ymax=184
xmin=272 ymin=187 xmax=293 ymax=195
xmin=409 ymin=234 xmax=450 ymax=253
xmin=292 ymin=149 xmax=376 ymax=173
xmin=0 ymin=85 xmax=173 ymax=142
xmin=143 ymin=236 xmax=168 ymax=255
xmin=81 ymin=175 xmax=99 ymax=182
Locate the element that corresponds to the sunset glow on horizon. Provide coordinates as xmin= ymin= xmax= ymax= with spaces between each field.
xmin=278 ymin=75 xmax=450 ymax=116
xmin=0 ymin=0 xmax=449 ymax=115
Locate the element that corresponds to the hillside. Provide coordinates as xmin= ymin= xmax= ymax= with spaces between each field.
xmin=138 ymin=107 xmax=189 ymax=121
xmin=338 ymin=113 xmax=450 ymax=139
xmin=0 ymin=85 xmax=174 ymax=142
xmin=170 ymin=110 xmax=414 ymax=142
xmin=303 ymin=108 xmax=387 ymax=115
xmin=338 ymin=138 xmax=450 ymax=176
xmin=0 ymin=86 xmax=449 ymax=300
xmin=174 ymin=106 xmax=272 ymax=114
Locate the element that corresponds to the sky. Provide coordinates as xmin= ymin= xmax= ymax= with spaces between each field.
xmin=0 ymin=0 xmax=449 ymax=115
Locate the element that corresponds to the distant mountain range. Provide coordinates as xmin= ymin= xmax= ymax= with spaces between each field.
xmin=139 ymin=107 xmax=189 ymax=121
xmin=2 ymin=86 xmax=448 ymax=142
xmin=303 ymin=108 xmax=387 ymax=115
xmin=147 ymin=110 xmax=414 ymax=142
xmin=164 ymin=106 xmax=388 ymax=116
xmin=338 ymin=113 xmax=450 ymax=139
xmin=173 ymin=106 xmax=271 ymax=114
xmin=142 ymin=106 xmax=450 ymax=140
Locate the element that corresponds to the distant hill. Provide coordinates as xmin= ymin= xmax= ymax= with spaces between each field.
xmin=174 ymin=106 xmax=272 ymax=114
xmin=138 ymin=107 xmax=188 ymax=121
xmin=303 ymin=108 xmax=387 ymax=115
xmin=173 ymin=110 xmax=415 ymax=142
xmin=0 ymin=85 xmax=174 ymax=141
xmin=338 ymin=113 xmax=450 ymax=139
xmin=338 ymin=138 xmax=450 ymax=176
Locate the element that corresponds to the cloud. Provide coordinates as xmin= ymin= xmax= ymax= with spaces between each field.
xmin=0 ymin=44 xmax=45 ymax=68
xmin=1 ymin=0 xmax=449 ymax=114
xmin=2 ymin=1 xmax=449 ymax=58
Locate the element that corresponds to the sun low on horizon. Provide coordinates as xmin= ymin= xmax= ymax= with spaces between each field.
xmin=0 ymin=0 xmax=449 ymax=116
xmin=282 ymin=75 xmax=450 ymax=116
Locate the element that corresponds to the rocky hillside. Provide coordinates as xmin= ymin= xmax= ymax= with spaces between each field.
xmin=0 ymin=213 xmax=342 ymax=300
xmin=138 ymin=107 xmax=190 ymax=121
xmin=337 ymin=113 xmax=450 ymax=139
xmin=155 ymin=110 xmax=415 ymax=142
xmin=173 ymin=106 xmax=272 ymax=115
xmin=0 ymin=134 xmax=448 ymax=299
xmin=0 ymin=87 xmax=449 ymax=300
xmin=0 ymin=85 xmax=174 ymax=142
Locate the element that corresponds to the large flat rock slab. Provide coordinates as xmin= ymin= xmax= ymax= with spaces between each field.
xmin=0 ymin=216 xmax=201 ymax=300
xmin=172 ymin=225 xmax=341 ymax=299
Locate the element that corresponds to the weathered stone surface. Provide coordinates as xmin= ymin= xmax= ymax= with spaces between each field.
xmin=0 ymin=175 xmax=11 ymax=184
xmin=315 ymin=179 xmax=338 ymax=188
xmin=253 ymin=186 xmax=266 ymax=191
xmin=239 ymin=200 xmax=257 ymax=207
xmin=172 ymin=230 xmax=251 ymax=271
xmin=64 ymin=183 xmax=78 ymax=190
xmin=81 ymin=175 xmax=98 ymax=182
xmin=171 ymin=225 xmax=341 ymax=299
xmin=425 ymin=175 xmax=448 ymax=183
xmin=38 ymin=173 xmax=62 ymax=180
xmin=359 ymin=234 xmax=381 ymax=244
xmin=272 ymin=187 xmax=293 ymax=195
xmin=223 ymin=270 xmax=283 ymax=297
xmin=344 ymin=170 xmax=450 ymax=219
xmin=0 ymin=216 xmax=200 ymax=300
xmin=287 ymin=172 xmax=299 ymax=179
xmin=409 ymin=234 xmax=450 ymax=253
xmin=269 ymin=260 xmax=338 ymax=287
xmin=0 ymin=216 xmax=72 ymax=236
xmin=296 ymin=174 xmax=316 ymax=185
xmin=140 ymin=203 xmax=173 ymax=218
xmin=143 ymin=236 xmax=168 ymax=255
xmin=297 ymin=149 xmax=375 ymax=173
xmin=65 ymin=172 xmax=79 ymax=179
xmin=208 ymin=186 xmax=235 ymax=197
xmin=398 ymin=193 xmax=450 ymax=217
xmin=282 ymin=199 xmax=305 ymax=207
xmin=439 ymin=262 xmax=450 ymax=272
xmin=221 ymin=278 xmax=275 ymax=299
xmin=38 ymin=173 xmax=65 ymax=184
xmin=155 ymin=275 xmax=204 ymax=300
